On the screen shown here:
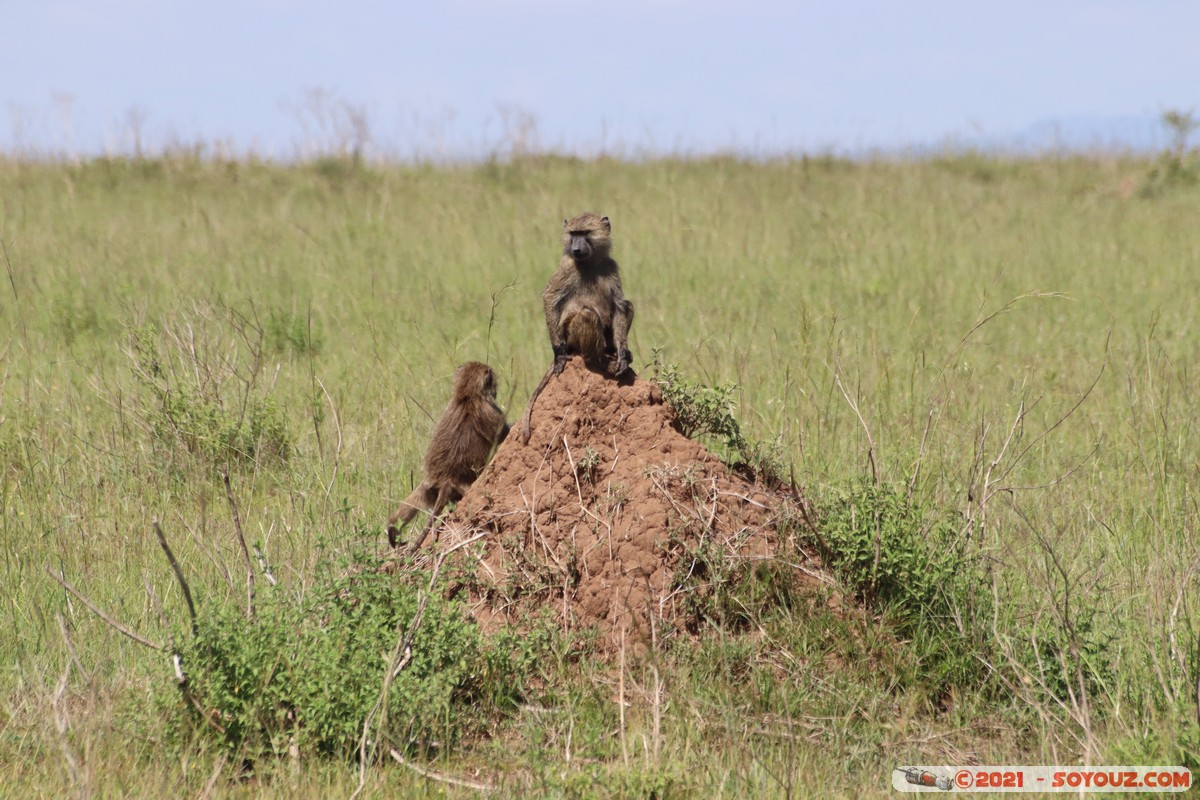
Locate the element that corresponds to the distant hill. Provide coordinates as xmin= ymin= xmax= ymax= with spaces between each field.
xmin=856 ymin=115 xmax=1181 ymax=160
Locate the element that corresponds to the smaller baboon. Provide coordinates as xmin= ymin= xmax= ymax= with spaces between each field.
xmin=387 ymin=361 xmax=510 ymax=552
xmin=520 ymin=213 xmax=634 ymax=443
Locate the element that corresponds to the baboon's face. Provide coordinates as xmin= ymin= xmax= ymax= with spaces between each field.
xmin=479 ymin=366 xmax=498 ymax=400
xmin=454 ymin=362 xmax=498 ymax=402
xmin=562 ymin=213 xmax=611 ymax=262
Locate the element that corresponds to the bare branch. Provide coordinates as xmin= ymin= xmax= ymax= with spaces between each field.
xmin=831 ymin=367 xmax=879 ymax=485
xmin=997 ymin=331 xmax=1110 ymax=487
xmin=315 ymin=375 xmax=343 ymax=518
xmin=45 ymin=565 xmax=164 ymax=651
xmin=388 ymin=748 xmax=493 ymax=792
xmin=152 ymin=518 xmax=197 ymax=635
xmin=253 ymin=544 xmax=278 ymax=586
xmin=221 ymin=470 xmax=256 ymax=619
xmin=145 ymin=578 xmax=186 ymax=684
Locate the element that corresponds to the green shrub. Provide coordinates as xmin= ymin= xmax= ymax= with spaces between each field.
xmin=650 ymin=351 xmax=785 ymax=484
xmin=128 ymin=321 xmax=293 ymax=466
xmin=153 ymin=389 xmax=291 ymax=465
xmin=816 ymin=481 xmax=989 ymax=689
xmin=1021 ymin=607 xmax=1114 ymax=707
xmin=1141 ymin=109 xmax=1200 ymax=195
xmin=264 ymin=306 xmax=323 ymax=357
xmin=666 ymin=526 xmax=802 ymax=635
xmin=650 ymin=355 xmax=743 ymax=445
xmin=818 ymin=483 xmax=962 ymax=609
xmin=176 ymin=552 xmax=544 ymax=761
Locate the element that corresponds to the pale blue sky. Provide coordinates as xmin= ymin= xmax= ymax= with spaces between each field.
xmin=3 ymin=0 xmax=1197 ymax=158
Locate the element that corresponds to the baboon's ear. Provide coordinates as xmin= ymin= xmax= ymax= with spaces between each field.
xmin=601 ymin=216 xmax=611 ymax=231
xmin=563 ymin=218 xmax=569 ymax=227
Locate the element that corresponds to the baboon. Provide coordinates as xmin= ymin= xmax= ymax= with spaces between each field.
xmin=387 ymin=361 xmax=510 ymax=552
xmin=519 ymin=212 xmax=634 ymax=443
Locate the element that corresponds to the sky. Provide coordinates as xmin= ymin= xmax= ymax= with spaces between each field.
xmin=3 ymin=0 xmax=1198 ymax=159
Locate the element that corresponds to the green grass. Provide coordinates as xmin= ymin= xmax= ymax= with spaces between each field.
xmin=2 ymin=151 xmax=1199 ymax=797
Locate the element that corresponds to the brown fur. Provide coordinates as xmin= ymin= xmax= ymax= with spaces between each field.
xmin=387 ymin=361 xmax=510 ymax=552
xmin=520 ymin=213 xmax=634 ymax=443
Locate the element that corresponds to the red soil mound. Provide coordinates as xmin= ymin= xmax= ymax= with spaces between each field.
xmin=427 ymin=358 xmax=828 ymax=650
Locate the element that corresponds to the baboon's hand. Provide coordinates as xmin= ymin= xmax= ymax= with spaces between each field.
xmin=386 ymin=525 xmax=402 ymax=548
xmin=616 ymin=348 xmax=633 ymax=376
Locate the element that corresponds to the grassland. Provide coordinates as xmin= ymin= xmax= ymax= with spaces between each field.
xmin=1 ymin=151 xmax=1199 ymax=797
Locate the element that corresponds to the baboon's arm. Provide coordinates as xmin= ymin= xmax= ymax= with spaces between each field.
xmin=612 ymin=294 xmax=634 ymax=375
xmin=542 ymin=268 xmax=574 ymax=363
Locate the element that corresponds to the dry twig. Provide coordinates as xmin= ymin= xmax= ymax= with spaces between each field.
xmin=45 ymin=565 xmax=163 ymax=651
xmin=221 ymin=470 xmax=256 ymax=618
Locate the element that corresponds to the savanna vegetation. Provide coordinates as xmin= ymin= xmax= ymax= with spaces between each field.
xmin=1 ymin=135 xmax=1199 ymax=797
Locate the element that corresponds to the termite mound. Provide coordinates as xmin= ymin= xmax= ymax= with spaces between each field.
xmin=417 ymin=358 xmax=833 ymax=651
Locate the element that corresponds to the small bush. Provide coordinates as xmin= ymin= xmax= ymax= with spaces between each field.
xmin=818 ymin=483 xmax=962 ymax=609
xmin=176 ymin=551 xmax=545 ymax=761
xmin=651 ymin=356 xmax=743 ymax=444
xmin=1140 ymin=153 xmax=1200 ymax=196
xmin=816 ymin=481 xmax=990 ymax=689
xmin=1021 ymin=607 xmax=1114 ymax=707
xmin=573 ymin=446 xmax=601 ymax=484
xmin=53 ymin=290 xmax=110 ymax=347
xmin=153 ymin=388 xmax=291 ymax=465
xmin=650 ymin=351 xmax=785 ymax=484
xmin=128 ymin=319 xmax=293 ymax=466
xmin=264 ymin=306 xmax=323 ymax=357
xmin=1141 ymin=109 xmax=1200 ymax=196
xmin=667 ymin=528 xmax=801 ymax=635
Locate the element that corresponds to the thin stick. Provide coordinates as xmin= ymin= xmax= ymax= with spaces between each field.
xmin=997 ymin=332 xmax=1110 ymax=487
xmin=182 ymin=686 xmax=228 ymax=735
xmin=1195 ymin=625 xmax=1200 ymax=731
xmin=153 ymin=518 xmax=197 ymax=635
xmin=619 ymin=626 xmax=629 ymax=766
xmin=51 ymin=660 xmax=84 ymax=797
xmin=253 ymin=544 xmax=278 ymax=586
xmin=2 ymin=239 xmax=19 ymax=301
xmin=832 ymin=368 xmax=879 ymax=485
xmin=650 ymin=614 xmax=662 ymax=762
xmin=315 ymin=375 xmax=343 ymax=518
xmin=388 ymin=748 xmax=493 ymax=792
xmin=221 ymin=470 xmax=256 ymax=619
xmin=145 ymin=578 xmax=186 ymax=684
xmin=45 ymin=565 xmax=164 ymax=651
xmin=485 ymin=279 xmax=516 ymax=366
xmin=196 ymin=753 xmax=228 ymax=800
xmin=55 ymin=614 xmax=87 ymax=679
xmin=561 ymin=436 xmax=615 ymax=536
xmin=306 ymin=301 xmax=323 ymax=456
